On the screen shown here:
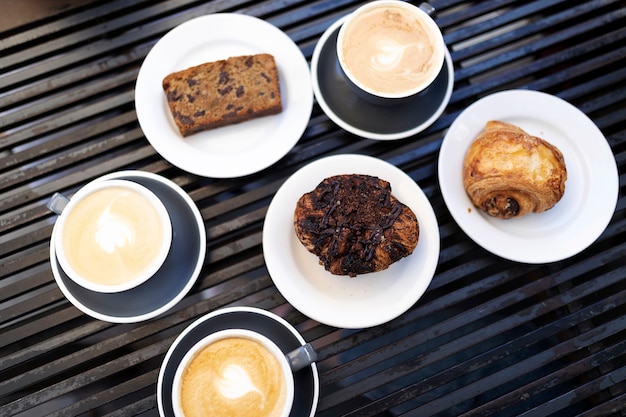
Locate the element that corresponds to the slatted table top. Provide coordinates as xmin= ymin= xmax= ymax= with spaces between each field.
xmin=1 ymin=1 xmax=625 ymax=416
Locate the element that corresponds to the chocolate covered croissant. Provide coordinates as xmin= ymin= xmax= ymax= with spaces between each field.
xmin=294 ymin=174 xmax=419 ymax=277
xmin=462 ymin=120 xmax=567 ymax=219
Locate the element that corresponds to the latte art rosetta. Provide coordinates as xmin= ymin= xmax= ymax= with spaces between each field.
xmin=365 ymin=36 xmax=435 ymax=83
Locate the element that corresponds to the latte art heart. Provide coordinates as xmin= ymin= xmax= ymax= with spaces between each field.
xmin=95 ymin=205 xmax=135 ymax=254
xmin=217 ymin=364 xmax=263 ymax=400
xmin=60 ymin=187 xmax=166 ymax=286
xmin=179 ymin=337 xmax=288 ymax=417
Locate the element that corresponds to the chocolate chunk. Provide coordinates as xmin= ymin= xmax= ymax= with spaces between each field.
xmin=176 ymin=114 xmax=195 ymax=125
xmin=167 ymin=90 xmax=182 ymax=102
xmin=505 ymin=198 xmax=520 ymax=216
xmin=222 ymin=106 xmax=244 ymax=118
xmin=218 ymin=85 xmax=233 ymax=95
xmin=218 ymin=71 xmax=229 ymax=85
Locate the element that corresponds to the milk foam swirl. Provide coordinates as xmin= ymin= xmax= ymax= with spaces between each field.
xmin=178 ymin=336 xmax=288 ymax=417
xmin=365 ymin=36 xmax=432 ymax=80
xmin=339 ymin=4 xmax=443 ymax=96
xmin=60 ymin=186 xmax=166 ymax=287
xmin=95 ymin=203 xmax=135 ymax=254
xmin=217 ymin=364 xmax=263 ymax=400
xmin=370 ymin=38 xmax=407 ymax=70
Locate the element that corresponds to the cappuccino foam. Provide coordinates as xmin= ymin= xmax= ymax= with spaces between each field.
xmin=60 ymin=186 xmax=166 ymax=286
xmin=180 ymin=337 xmax=287 ymax=417
xmin=340 ymin=4 xmax=443 ymax=95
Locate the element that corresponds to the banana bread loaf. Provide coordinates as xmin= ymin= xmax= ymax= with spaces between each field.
xmin=162 ymin=54 xmax=282 ymax=136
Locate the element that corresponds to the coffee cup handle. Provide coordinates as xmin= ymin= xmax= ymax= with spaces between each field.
xmin=419 ymin=2 xmax=436 ymax=16
xmin=285 ymin=343 xmax=317 ymax=372
xmin=47 ymin=192 xmax=70 ymax=215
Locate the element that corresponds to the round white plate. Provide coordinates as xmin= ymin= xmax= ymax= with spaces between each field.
xmin=438 ymin=89 xmax=619 ymax=263
xmin=135 ymin=13 xmax=313 ymax=178
xmin=263 ymin=154 xmax=440 ymax=329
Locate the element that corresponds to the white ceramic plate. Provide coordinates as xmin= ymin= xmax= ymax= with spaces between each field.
xmin=263 ymin=154 xmax=440 ymax=329
xmin=439 ymin=89 xmax=619 ymax=263
xmin=135 ymin=13 xmax=313 ymax=178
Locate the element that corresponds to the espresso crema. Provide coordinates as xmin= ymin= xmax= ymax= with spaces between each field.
xmin=180 ymin=337 xmax=287 ymax=417
xmin=340 ymin=4 xmax=443 ymax=95
xmin=61 ymin=186 xmax=165 ymax=286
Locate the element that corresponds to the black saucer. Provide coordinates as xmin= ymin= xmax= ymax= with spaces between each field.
xmin=157 ymin=307 xmax=319 ymax=417
xmin=50 ymin=171 xmax=205 ymax=323
xmin=311 ymin=16 xmax=454 ymax=140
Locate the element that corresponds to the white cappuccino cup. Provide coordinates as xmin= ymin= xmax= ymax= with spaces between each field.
xmin=337 ymin=1 xmax=445 ymax=103
xmin=51 ymin=179 xmax=172 ymax=293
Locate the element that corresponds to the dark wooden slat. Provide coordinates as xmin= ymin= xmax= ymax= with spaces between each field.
xmin=449 ymin=0 xmax=621 ymax=61
xmin=317 ymin=243 xmax=626 ymax=411
xmin=457 ymin=339 xmax=626 ymax=416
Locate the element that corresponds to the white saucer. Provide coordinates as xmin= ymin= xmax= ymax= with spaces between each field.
xmin=263 ymin=154 xmax=440 ymax=329
xmin=157 ymin=307 xmax=319 ymax=417
xmin=50 ymin=171 xmax=206 ymax=323
xmin=438 ymin=89 xmax=619 ymax=263
xmin=311 ymin=16 xmax=454 ymax=140
xmin=135 ymin=13 xmax=313 ymax=178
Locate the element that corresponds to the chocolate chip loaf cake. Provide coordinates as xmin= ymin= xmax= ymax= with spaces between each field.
xmin=162 ymin=54 xmax=282 ymax=136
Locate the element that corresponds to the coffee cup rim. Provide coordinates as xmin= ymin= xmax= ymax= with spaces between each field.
xmin=54 ymin=178 xmax=173 ymax=293
xmin=336 ymin=0 xmax=445 ymax=99
xmin=172 ymin=328 xmax=295 ymax=417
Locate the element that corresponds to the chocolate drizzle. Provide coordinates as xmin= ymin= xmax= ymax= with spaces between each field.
xmin=364 ymin=203 xmax=403 ymax=261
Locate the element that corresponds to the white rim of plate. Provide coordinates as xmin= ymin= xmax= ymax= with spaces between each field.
xmin=438 ymin=89 xmax=618 ymax=263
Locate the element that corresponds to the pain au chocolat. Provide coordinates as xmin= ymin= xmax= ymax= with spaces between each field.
xmin=463 ymin=120 xmax=567 ymax=219
xmin=294 ymin=174 xmax=419 ymax=277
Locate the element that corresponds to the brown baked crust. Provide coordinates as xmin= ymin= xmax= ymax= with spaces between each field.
xmin=162 ymin=54 xmax=282 ymax=136
xmin=294 ymin=174 xmax=419 ymax=277
xmin=462 ymin=120 xmax=567 ymax=219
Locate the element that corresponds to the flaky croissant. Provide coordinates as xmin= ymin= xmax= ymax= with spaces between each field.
xmin=462 ymin=120 xmax=567 ymax=219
